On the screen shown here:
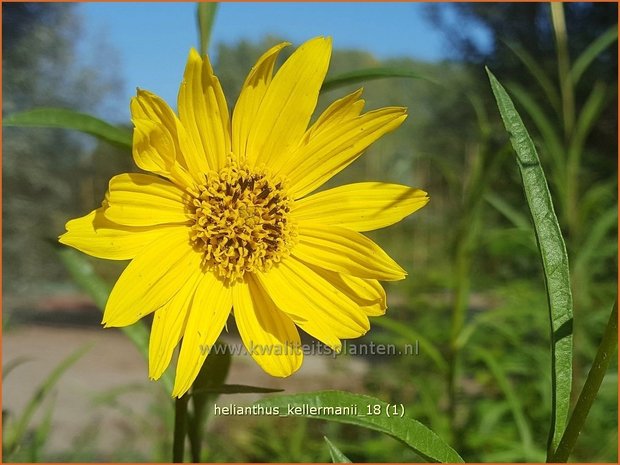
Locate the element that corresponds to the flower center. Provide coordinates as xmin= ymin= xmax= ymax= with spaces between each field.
xmin=188 ymin=161 xmax=296 ymax=282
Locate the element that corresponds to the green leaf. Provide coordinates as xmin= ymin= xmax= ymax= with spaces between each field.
xmin=321 ymin=67 xmax=428 ymax=93
xmin=55 ymin=246 xmax=174 ymax=394
xmin=505 ymin=82 xmax=565 ymax=181
xmin=2 ymin=356 xmax=31 ymax=379
xmin=484 ymin=192 xmax=532 ymax=230
xmin=487 ymin=68 xmax=574 ymax=458
xmin=3 ymin=108 xmax=132 ymax=148
xmin=550 ymin=300 xmax=618 ymax=462
xmin=573 ymin=205 xmax=618 ymax=276
xmin=4 ymin=346 xmax=90 ymax=456
xmin=472 ymin=348 xmax=537 ymax=461
xmin=580 ymin=179 xmax=617 ymax=224
xmin=255 ymin=391 xmax=463 ymax=463
xmin=196 ymin=2 xmax=219 ymax=56
xmin=188 ymin=384 xmax=284 ymax=396
xmin=324 ymin=436 xmax=352 ymax=463
xmin=568 ymin=81 xmax=609 ymax=168
xmin=570 ymin=25 xmax=618 ymax=87
xmin=30 ymin=394 xmax=57 ymax=462
xmin=503 ymin=41 xmax=561 ymax=115
xmin=372 ymin=317 xmax=448 ymax=373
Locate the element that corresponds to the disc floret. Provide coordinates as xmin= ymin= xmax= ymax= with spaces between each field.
xmin=188 ymin=160 xmax=296 ymax=282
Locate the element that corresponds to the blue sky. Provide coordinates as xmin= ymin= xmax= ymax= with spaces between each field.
xmin=79 ymin=2 xmax=491 ymax=121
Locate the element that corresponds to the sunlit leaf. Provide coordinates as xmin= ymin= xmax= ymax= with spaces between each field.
xmin=3 ymin=108 xmax=132 ymax=148
xmin=255 ymin=391 xmax=464 ymax=463
xmin=487 ymin=68 xmax=573 ymax=457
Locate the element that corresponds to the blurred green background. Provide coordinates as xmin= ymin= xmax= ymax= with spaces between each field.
xmin=3 ymin=2 xmax=617 ymax=462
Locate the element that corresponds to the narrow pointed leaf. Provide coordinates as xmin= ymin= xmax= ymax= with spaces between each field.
xmin=3 ymin=108 xmax=132 ymax=148
xmin=188 ymin=384 xmax=284 ymax=396
xmin=197 ymin=2 xmax=219 ymax=56
xmin=485 ymin=192 xmax=532 ymax=230
xmin=473 ymin=348 xmax=537 ymax=461
xmin=321 ymin=67 xmax=428 ymax=92
xmin=551 ymin=301 xmax=618 ymax=462
xmin=4 ymin=346 xmax=90 ymax=455
xmin=255 ymin=391 xmax=463 ymax=462
xmin=570 ymin=25 xmax=618 ymax=87
xmin=487 ymin=68 xmax=573 ymax=457
xmin=372 ymin=317 xmax=448 ymax=373
xmin=30 ymin=394 xmax=57 ymax=462
xmin=324 ymin=436 xmax=352 ymax=463
xmin=2 ymin=356 xmax=31 ymax=379
xmin=503 ymin=41 xmax=561 ymax=114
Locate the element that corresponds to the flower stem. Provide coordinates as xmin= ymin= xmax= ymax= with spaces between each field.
xmin=549 ymin=299 xmax=618 ymax=462
xmin=188 ymin=410 xmax=203 ymax=462
xmin=173 ymin=395 xmax=189 ymax=463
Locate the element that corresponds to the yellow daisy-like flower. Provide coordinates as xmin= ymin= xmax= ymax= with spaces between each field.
xmin=59 ymin=37 xmax=429 ymax=397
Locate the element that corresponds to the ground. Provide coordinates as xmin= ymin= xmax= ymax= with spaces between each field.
xmin=3 ymin=293 xmax=368 ymax=460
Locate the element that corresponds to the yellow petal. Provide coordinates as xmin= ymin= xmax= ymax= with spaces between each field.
xmin=131 ymin=89 xmax=206 ymax=184
xmin=245 ymin=37 xmax=331 ymax=169
xmin=104 ymin=173 xmax=190 ymax=227
xmin=293 ymin=223 xmax=406 ymax=281
xmin=132 ymin=117 xmax=193 ymax=188
xmin=178 ymin=48 xmax=230 ymax=172
xmin=103 ymin=227 xmax=200 ymax=327
xmin=232 ymin=275 xmax=302 ymax=377
xmin=304 ymin=88 xmax=365 ymax=142
xmin=255 ymin=257 xmax=369 ymax=350
xmin=59 ymin=207 xmax=172 ymax=260
xmin=148 ymin=272 xmax=201 ymax=380
xmin=308 ymin=265 xmax=387 ymax=316
xmin=131 ymin=89 xmax=180 ymax=142
xmin=232 ymin=42 xmax=289 ymax=162
xmin=173 ymin=272 xmax=232 ymax=397
xmin=284 ymin=107 xmax=407 ymax=199
xmin=132 ymin=117 xmax=174 ymax=174
xmin=293 ymin=182 xmax=429 ymax=232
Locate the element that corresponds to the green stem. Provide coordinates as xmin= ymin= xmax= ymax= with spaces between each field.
xmin=549 ymin=300 xmax=618 ymax=462
xmin=447 ymin=238 xmax=471 ymax=437
xmin=188 ymin=410 xmax=204 ymax=462
xmin=173 ymin=395 xmax=189 ymax=463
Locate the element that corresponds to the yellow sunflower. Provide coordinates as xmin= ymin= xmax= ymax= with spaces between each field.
xmin=59 ymin=37 xmax=429 ymax=397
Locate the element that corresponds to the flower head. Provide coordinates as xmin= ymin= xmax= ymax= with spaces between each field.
xmin=60 ymin=37 xmax=429 ymax=397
